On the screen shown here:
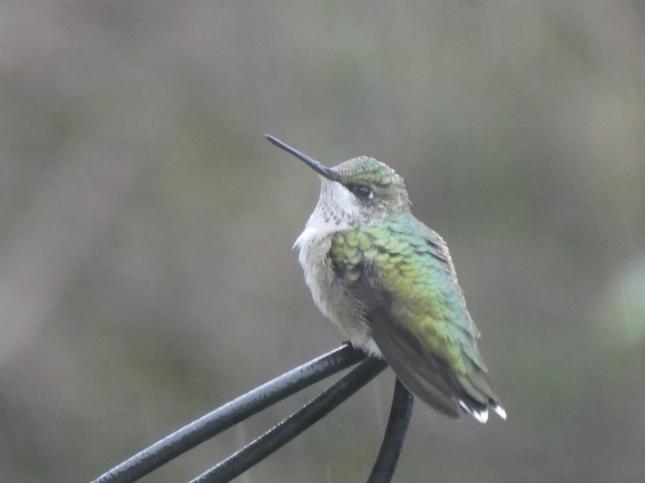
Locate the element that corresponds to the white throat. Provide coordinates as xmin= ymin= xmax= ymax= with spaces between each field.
xmin=292 ymin=179 xmax=381 ymax=356
xmin=293 ymin=179 xmax=359 ymax=251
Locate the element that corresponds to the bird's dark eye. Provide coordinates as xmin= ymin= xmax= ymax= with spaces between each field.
xmin=349 ymin=184 xmax=373 ymax=200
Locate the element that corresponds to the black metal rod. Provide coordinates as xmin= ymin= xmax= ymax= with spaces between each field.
xmin=367 ymin=379 xmax=414 ymax=483
xmin=190 ymin=358 xmax=388 ymax=483
xmin=91 ymin=343 xmax=365 ymax=483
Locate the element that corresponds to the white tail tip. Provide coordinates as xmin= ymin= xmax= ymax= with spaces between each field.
xmin=473 ymin=409 xmax=489 ymax=424
xmin=493 ymin=404 xmax=507 ymax=420
xmin=459 ymin=399 xmax=506 ymax=423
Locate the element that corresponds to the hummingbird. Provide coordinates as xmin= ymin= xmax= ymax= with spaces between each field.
xmin=265 ymin=134 xmax=506 ymax=423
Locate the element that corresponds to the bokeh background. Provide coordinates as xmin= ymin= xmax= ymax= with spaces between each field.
xmin=1 ymin=1 xmax=644 ymax=482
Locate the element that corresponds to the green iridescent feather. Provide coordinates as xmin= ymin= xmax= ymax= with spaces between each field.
xmin=331 ymin=214 xmax=499 ymax=417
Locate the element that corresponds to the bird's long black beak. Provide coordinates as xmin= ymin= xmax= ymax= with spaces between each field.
xmin=264 ymin=134 xmax=340 ymax=182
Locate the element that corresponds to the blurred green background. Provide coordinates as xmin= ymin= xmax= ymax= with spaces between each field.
xmin=1 ymin=1 xmax=644 ymax=482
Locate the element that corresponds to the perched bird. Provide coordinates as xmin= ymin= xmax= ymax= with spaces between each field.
xmin=265 ymin=134 xmax=506 ymax=423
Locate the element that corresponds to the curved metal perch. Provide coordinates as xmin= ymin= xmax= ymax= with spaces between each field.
xmin=92 ymin=343 xmax=364 ymax=483
xmin=368 ymin=379 xmax=415 ymax=483
xmin=91 ymin=343 xmax=415 ymax=483
xmin=190 ymin=358 xmax=388 ymax=482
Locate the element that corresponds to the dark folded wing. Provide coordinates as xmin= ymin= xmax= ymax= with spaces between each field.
xmin=367 ymin=304 xmax=461 ymax=418
xmin=331 ymin=215 xmax=503 ymax=421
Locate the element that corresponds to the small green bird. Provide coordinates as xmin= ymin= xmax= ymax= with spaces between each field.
xmin=265 ymin=134 xmax=506 ymax=423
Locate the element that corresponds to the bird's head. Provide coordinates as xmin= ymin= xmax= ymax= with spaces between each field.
xmin=265 ymin=134 xmax=410 ymax=227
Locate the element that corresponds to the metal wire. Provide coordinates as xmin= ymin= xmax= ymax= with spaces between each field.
xmin=367 ymin=379 xmax=415 ymax=483
xmin=189 ymin=358 xmax=388 ymax=483
xmin=91 ymin=343 xmax=365 ymax=483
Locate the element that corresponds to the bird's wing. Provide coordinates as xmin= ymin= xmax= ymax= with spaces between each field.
xmin=331 ymin=215 xmax=502 ymax=421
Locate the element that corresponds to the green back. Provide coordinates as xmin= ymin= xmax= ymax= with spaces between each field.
xmin=330 ymin=213 xmax=498 ymax=414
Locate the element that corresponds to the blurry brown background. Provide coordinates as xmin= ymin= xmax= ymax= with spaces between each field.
xmin=1 ymin=1 xmax=644 ymax=482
